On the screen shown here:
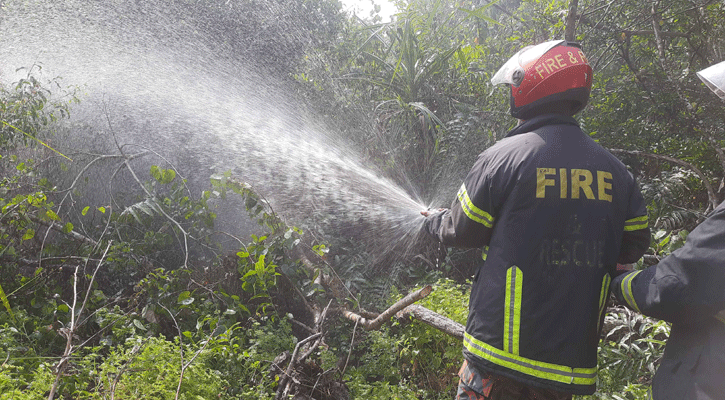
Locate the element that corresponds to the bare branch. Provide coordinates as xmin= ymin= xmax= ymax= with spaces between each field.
xmin=341 ymin=320 xmax=358 ymax=376
xmin=342 ymin=285 xmax=433 ymax=330
xmin=29 ymin=214 xmax=99 ymax=247
xmin=47 ymin=241 xmax=112 ymax=400
xmin=276 ymin=332 xmax=323 ymax=400
xmin=396 ymin=304 xmax=465 ymax=339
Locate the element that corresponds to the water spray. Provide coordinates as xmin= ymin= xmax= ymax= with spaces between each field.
xmin=0 ymin=0 xmax=439 ymax=277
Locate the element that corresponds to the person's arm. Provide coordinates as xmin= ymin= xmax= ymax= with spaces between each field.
xmin=423 ymin=187 xmax=493 ymax=248
xmin=618 ymin=227 xmax=650 ymax=264
xmin=423 ymin=154 xmax=497 ymax=248
xmin=612 ymin=202 xmax=725 ymax=324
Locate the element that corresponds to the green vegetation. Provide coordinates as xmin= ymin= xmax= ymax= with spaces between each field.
xmin=2 ymin=0 xmax=724 ymax=398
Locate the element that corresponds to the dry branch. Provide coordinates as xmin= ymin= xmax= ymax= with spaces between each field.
xmin=342 ymin=285 xmax=432 ymax=330
xmin=276 ymin=332 xmax=323 ymax=400
xmin=47 ymin=241 xmax=112 ymax=400
xmin=396 ymin=304 xmax=465 ymax=339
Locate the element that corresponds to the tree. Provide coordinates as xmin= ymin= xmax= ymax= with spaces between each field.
xmin=576 ymin=0 xmax=725 ymax=221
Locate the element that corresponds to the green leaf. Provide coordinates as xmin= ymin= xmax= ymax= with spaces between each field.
xmin=150 ymin=165 xmax=161 ymax=181
xmin=242 ymin=270 xmax=257 ymax=279
xmin=0 ymin=283 xmax=15 ymax=322
xmin=255 ymin=254 xmax=266 ymax=269
xmin=658 ymin=234 xmax=671 ymax=248
xmin=177 ymin=290 xmax=191 ymax=304
xmin=177 ymin=290 xmax=195 ymax=305
xmin=162 ymin=169 xmax=176 ymax=184
xmin=22 ymin=229 xmax=35 ymax=241
xmin=63 ymin=222 xmax=73 ymax=233
xmin=46 ymin=209 xmax=60 ymax=221
xmin=132 ymin=319 xmax=147 ymax=331
xmin=98 ymin=206 xmax=106 ymax=214
xmin=81 ymin=206 xmax=90 ymax=216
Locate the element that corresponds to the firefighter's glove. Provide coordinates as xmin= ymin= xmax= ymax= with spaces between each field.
xmin=420 ymin=208 xmax=446 ymax=217
xmin=420 ymin=208 xmax=447 ymax=239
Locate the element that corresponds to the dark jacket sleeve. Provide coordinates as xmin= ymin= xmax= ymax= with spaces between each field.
xmin=424 ymin=152 xmax=496 ymax=248
xmin=612 ymin=201 xmax=725 ymax=325
xmin=618 ymin=228 xmax=650 ymax=264
xmin=617 ymin=177 xmax=650 ymax=264
xmin=424 ymin=196 xmax=493 ymax=248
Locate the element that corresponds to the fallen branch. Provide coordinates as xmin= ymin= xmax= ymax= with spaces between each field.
xmin=342 ymin=285 xmax=432 ymax=330
xmin=396 ymin=304 xmax=465 ymax=339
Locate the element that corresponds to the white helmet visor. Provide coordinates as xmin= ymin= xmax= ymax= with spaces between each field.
xmin=491 ymin=40 xmax=565 ymax=87
xmin=696 ymin=60 xmax=725 ymax=100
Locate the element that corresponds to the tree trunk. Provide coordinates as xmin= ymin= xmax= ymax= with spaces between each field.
xmin=565 ymin=0 xmax=579 ymax=42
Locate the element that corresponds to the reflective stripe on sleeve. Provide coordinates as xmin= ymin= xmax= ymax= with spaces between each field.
xmin=504 ymin=266 xmax=522 ymax=355
xmin=463 ymin=333 xmax=597 ymax=386
xmin=624 ymin=215 xmax=648 ymax=231
xmin=482 ymin=246 xmax=489 ymax=261
xmin=620 ymin=271 xmax=642 ymax=313
xmin=457 ymin=184 xmax=494 ymax=228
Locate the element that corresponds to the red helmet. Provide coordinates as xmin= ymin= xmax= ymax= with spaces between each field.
xmin=491 ymin=40 xmax=592 ymax=119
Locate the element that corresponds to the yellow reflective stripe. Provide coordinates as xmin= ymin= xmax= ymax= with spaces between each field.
xmin=620 ymin=271 xmax=642 ymax=313
xmin=504 ymin=266 xmax=522 ymax=355
xmin=457 ymin=184 xmax=494 ymax=228
xmin=463 ymin=333 xmax=597 ymax=385
xmin=482 ymin=246 xmax=489 ymax=261
xmin=624 ymin=215 xmax=648 ymax=231
xmin=597 ymin=274 xmax=612 ymax=332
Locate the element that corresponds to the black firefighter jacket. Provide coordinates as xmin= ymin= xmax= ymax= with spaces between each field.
xmin=425 ymin=114 xmax=650 ymax=395
xmin=612 ymin=200 xmax=725 ymax=400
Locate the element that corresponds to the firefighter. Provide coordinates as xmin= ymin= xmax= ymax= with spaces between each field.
xmin=421 ymin=40 xmax=651 ymax=399
xmin=610 ymin=60 xmax=725 ymax=400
